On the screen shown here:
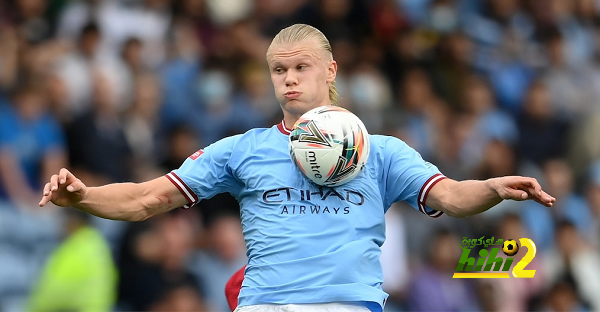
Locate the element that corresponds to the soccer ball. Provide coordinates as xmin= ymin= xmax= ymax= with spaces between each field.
xmin=289 ymin=106 xmax=370 ymax=187
xmin=502 ymin=239 xmax=519 ymax=256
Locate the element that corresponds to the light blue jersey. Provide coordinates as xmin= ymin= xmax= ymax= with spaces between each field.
xmin=167 ymin=121 xmax=446 ymax=311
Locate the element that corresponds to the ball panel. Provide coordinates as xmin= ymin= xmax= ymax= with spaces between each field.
xmin=323 ymin=155 xmax=359 ymax=185
xmin=291 ymin=119 xmax=333 ymax=148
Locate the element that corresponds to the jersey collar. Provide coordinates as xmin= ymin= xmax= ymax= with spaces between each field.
xmin=277 ymin=120 xmax=292 ymax=135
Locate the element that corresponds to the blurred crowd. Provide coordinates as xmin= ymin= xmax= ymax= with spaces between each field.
xmin=0 ymin=0 xmax=600 ymax=311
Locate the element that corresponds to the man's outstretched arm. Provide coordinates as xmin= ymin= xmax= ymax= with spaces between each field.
xmin=426 ymin=176 xmax=556 ymax=218
xmin=39 ymin=168 xmax=189 ymax=221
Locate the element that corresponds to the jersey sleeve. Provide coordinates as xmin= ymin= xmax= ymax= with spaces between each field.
xmin=166 ymin=135 xmax=240 ymax=208
xmin=382 ymin=137 xmax=446 ymax=218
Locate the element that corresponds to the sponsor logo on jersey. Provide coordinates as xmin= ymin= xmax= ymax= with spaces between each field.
xmin=262 ymin=187 xmax=364 ymax=205
xmin=261 ymin=187 xmax=365 ymax=215
xmin=279 ymin=205 xmax=350 ymax=215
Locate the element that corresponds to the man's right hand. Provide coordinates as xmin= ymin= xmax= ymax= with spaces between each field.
xmin=39 ymin=168 xmax=87 ymax=208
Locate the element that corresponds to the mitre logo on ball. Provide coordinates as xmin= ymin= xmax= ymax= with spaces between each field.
xmin=289 ymin=106 xmax=370 ymax=187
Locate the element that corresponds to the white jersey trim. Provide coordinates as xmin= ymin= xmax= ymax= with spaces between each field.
xmin=166 ymin=172 xmax=198 ymax=209
xmin=277 ymin=120 xmax=292 ymax=135
xmin=418 ymin=173 xmax=446 ymax=218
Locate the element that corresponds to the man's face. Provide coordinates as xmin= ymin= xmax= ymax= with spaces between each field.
xmin=268 ymin=40 xmax=337 ymax=117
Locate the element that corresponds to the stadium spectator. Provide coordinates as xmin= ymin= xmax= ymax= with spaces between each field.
xmin=50 ymin=22 xmax=102 ymax=122
xmin=407 ymin=230 xmax=480 ymax=312
xmin=452 ymin=75 xmax=518 ymax=178
xmin=116 ymin=210 xmax=201 ymax=311
xmin=66 ymin=67 xmax=133 ymax=185
xmin=387 ymin=68 xmax=449 ymax=165
xmin=123 ymin=72 xmax=166 ymax=181
xmin=586 ymin=161 xmax=600 ymax=250
xmin=27 ymin=208 xmax=117 ymax=312
xmin=543 ymin=280 xmax=588 ymax=312
xmin=540 ymin=27 xmax=600 ymax=120
xmin=189 ymin=212 xmax=247 ymax=312
xmin=148 ymin=279 xmax=207 ymax=312
xmin=0 ymin=84 xmax=66 ymax=311
xmin=520 ymin=159 xmax=594 ymax=251
xmin=478 ymin=213 xmax=546 ymax=312
xmin=516 ymin=80 xmax=570 ymax=166
xmin=542 ymin=220 xmax=600 ymax=311
xmin=0 ymin=85 xmax=67 ymax=208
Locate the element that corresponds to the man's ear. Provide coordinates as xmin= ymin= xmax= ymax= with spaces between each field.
xmin=327 ymin=60 xmax=338 ymax=83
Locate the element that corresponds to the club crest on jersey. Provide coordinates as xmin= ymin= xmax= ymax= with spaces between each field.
xmin=190 ymin=149 xmax=204 ymax=160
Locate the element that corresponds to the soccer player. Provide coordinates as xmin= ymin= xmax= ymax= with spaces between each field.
xmin=39 ymin=24 xmax=555 ymax=312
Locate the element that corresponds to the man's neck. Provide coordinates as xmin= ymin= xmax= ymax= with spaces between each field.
xmin=282 ymin=103 xmax=331 ymax=129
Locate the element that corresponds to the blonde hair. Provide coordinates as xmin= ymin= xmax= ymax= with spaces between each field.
xmin=266 ymin=24 xmax=339 ymax=105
